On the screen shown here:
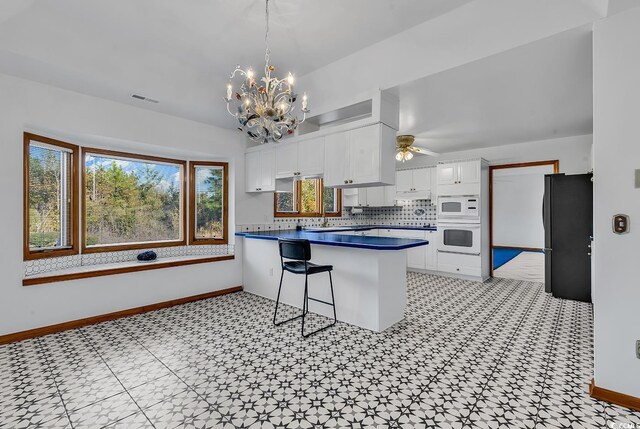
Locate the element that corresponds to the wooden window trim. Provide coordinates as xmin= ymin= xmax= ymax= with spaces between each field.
xmin=188 ymin=161 xmax=229 ymax=245
xmin=81 ymin=147 xmax=188 ymax=254
xmin=24 ymin=133 xmax=80 ymax=261
xmin=274 ymin=179 xmax=342 ymax=218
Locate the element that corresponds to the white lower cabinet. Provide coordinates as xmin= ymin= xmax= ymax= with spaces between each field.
xmin=425 ymin=230 xmax=438 ymax=271
xmin=437 ymin=251 xmax=481 ymax=277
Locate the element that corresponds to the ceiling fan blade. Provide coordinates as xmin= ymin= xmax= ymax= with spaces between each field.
xmin=410 ymin=146 xmax=440 ymax=157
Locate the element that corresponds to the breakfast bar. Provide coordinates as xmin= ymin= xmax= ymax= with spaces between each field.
xmin=236 ymin=229 xmax=428 ymax=332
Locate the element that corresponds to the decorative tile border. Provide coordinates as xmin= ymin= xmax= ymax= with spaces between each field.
xmin=236 ymin=199 xmax=437 ymax=233
xmin=24 ymin=245 xmax=231 ymax=277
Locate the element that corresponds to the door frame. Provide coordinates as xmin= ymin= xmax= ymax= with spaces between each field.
xmin=489 ymin=160 xmax=559 ymax=276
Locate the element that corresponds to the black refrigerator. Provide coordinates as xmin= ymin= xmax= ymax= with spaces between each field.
xmin=543 ymin=173 xmax=593 ymax=302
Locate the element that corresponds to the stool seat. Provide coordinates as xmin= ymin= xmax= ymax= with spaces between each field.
xmin=283 ymin=261 xmax=333 ymax=275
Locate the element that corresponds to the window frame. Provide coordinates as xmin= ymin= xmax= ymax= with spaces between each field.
xmin=23 ymin=133 xmax=80 ymax=261
xmin=274 ymin=178 xmax=342 ymax=218
xmin=81 ymin=147 xmax=187 ymax=254
xmin=188 ymin=161 xmax=229 ymax=245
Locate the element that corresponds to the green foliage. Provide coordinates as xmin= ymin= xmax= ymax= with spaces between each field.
xmin=28 ymin=148 xmax=64 ymax=249
xmin=195 ymin=168 xmax=223 ymax=238
xmin=85 ymin=161 xmax=181 ymax=245
xmin=300 ymin=179 xmax=318 ymax=213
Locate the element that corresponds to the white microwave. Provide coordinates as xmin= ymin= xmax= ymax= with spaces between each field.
xmin=438 ymin=196 xmax=480 ymax=221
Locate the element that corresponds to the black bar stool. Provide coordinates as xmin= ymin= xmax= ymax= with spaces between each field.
xmin=273 ymin=238 xmax=337 ymax=337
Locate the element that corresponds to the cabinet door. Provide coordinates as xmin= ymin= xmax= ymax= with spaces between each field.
xmin=324 ymin=132 xmax=348 ymax=187
xmin=437 ymin=163 xmax=457 ymax=185
xmin=412 ymin=169 xmax=430 ymax=192
xmin=297 ymin=137 xmax=324 ymax=177
xmin=458 ymin=160 xmax=480 ymax=184
xmin=429 ymin=167 xmax=438 ymax=206
xmin=407 ymin=247 xmax=426 ymax=269
xmin=425 ymin=231 xmax=438 ymax=270
xmin=245 ymin=152 xmax=260 ymax=192
xmin=396 ymin=170 xmax=413 ymax=192
xmin=357 ymin=188 xmax=367 ymax=206
xmin=259 ymin=149 xmax=276 ymax=191
xmin=275 ymin=143 xmax=298 ymax=179
xmin=365 ymin=186 xmax=385 ymax=207
xmin=348 ymin=124 xmax=380 ymax=185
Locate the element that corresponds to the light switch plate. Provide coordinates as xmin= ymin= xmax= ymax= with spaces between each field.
xmin=636 ymin=169 xmax=640 ymax=188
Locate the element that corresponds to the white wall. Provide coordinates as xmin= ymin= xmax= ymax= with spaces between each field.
xmin=299 ymin=0 xmax=602 ymax=116
xmin=0 ymin=73 xmax=247 ymax=336
xmin=402 ymin=134 xmax=593 ymax=173
xmin=593 ymin=8 xmax=640 ymax=398
xmin=493 ymin=165 xmax=555 ymax=249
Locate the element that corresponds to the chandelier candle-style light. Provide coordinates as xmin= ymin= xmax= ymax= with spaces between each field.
xmin=224 ymin=0 xmax=309 ymax=143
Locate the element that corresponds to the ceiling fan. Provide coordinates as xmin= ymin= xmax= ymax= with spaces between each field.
xmin=395 ymin=135 xmax=439 ymax=162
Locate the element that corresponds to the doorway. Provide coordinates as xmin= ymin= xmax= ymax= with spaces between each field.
xmin=489 ymin=161 xmax=559 ymax=282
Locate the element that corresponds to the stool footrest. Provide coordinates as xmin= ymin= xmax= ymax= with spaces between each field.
xmin=308 ymin=297 xmax=334 ymax=306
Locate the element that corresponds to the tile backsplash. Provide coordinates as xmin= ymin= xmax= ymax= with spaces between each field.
xmin=237 ymin=199 xmax=436 ymax=232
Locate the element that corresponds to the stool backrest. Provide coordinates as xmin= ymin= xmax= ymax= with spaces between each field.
xmin=278 ymin=239 xmax=311 ymax=261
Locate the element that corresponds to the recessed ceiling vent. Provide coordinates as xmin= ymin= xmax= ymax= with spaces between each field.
xmin=130 ymin=93 xmax=159 ymax=104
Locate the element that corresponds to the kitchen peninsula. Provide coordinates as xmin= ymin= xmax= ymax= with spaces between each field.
xmin=236 ymin=229 xmax=428 ymax=332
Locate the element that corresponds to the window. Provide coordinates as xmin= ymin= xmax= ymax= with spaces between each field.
xmin=274 ymin=178 xmax=342 ymax=217
xmin=24 ymin=133 xmax=79 ymax=260
xmin=82 ymin=148 xmax=186 ymax=252
xmin=189 ymin=162 xmax=229 ymax=245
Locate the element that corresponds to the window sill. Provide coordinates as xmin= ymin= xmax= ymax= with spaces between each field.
xmin=22 ymin=254 xmax=234 ymax=286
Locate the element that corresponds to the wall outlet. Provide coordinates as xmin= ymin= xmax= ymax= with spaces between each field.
xmin=636 ymin=340 xmax=640 ymax=359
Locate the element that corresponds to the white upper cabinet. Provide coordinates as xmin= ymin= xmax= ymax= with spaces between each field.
xmin=396 ymin=170 xmax=413 ymax=193
xmin=436 ymin=159 xmax=483 ymax=196
xmin=275 ymin=143 xmax=298 ymax=179
xmin=412 ymin=169 xmax=431 ymax=191
xmin=396 ymin=167 xmax=432 ymax=199
xmin=437 ymin=164 xmax=457 ymax=185
xmin=351 ymin=185 xmax=396 ymax=207
xmin=324 ymin=132 xmax=349 ymax=187
xmin=246 ymin=149 xmax=275 ymax=193
xmin=297 ymin=137 xmax=324 ymax=177
xmin=457 ymin=160 xmax=480 ymax=184
xmin=323 ymin=123 xmax=396 ymax=188
xmin=348 ymin=125 xmax=380 ymax=185
xmin=275 ymin=137 xmax=325 ymax=179
xmin=437 ymin=161 xmax=480 ymax=186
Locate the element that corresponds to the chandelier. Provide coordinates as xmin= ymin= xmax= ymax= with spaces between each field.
xmin=224 ymin=0 xmax=309 ymax=144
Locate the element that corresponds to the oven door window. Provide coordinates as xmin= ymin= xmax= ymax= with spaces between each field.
xmin=441 ymin=202 xmax=462 ymax=213
xmin=443 ymin=229 xmax=473 ymax=247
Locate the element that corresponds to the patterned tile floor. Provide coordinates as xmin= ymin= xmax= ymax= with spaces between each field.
xmin=1 ymin=273 xmax=639 ymax=428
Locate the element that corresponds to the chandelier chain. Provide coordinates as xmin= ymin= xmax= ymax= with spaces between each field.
xmin=264 ymin=0 xmax=271 ymax=67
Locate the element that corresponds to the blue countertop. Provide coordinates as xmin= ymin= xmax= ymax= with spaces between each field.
xmin=235 ymin=230 xmax=428 ymax=250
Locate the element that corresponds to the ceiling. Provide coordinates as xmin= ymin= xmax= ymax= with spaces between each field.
xmin=0 ymin=0 xmax=471 ymax=128
xmin=394 ymin=25 xmax=594 ymax=153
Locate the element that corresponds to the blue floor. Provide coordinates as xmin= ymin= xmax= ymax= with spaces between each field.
xmin=493 ymin=247 xmax=545 ymax=270
xmin=493 ymin=248 xmax=523 ymax=270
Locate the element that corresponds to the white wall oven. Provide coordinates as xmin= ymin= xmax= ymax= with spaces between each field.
xmin=438 ymin=222 xmax=481 ymax=255
xmin=437 ymin=196 xmax=480 ymax=221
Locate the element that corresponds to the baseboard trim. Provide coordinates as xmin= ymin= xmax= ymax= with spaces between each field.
xmin=590 ymin=378 xmax=640 ymax=412
xmin=0 ymin=285 xmax=243 ymax=345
